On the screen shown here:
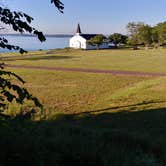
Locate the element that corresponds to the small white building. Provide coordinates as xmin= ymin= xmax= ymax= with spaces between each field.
xmin=69 ymin=24 xmax=109 ymax=50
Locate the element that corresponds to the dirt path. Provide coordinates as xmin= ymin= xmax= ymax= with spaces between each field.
xmin=5 ymin=64 xmax=166 ymax=77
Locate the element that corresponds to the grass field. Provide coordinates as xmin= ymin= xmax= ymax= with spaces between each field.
xmin=2 ymin=48 xmax=166 ymax=73
xmin=1 ymin=48 xmax=166 ymax=165
xmin=2 ymin=48 xmax=166 ymax=115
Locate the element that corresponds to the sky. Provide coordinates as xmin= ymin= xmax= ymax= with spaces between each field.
xmin=3 ymin=0 xmax=166 ymax=35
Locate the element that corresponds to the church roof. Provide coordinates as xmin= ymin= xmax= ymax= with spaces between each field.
xmin=80 ymin=34 xmax=106 ymax=40
xmin=76 ymin=24 xmax=81 ymax=34
xmin=80 ymin=34 xmax=98 ymax=40
xmin=75 ymin=24 xmax=106 ymax=40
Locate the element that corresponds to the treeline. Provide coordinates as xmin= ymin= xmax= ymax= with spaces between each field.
xmin=126 ymin=21 xmax=166 ymax=49
xmin=88 ymin=21 xmax=166 ymax=50
xmin=109 ymin=21 xmax=166 ymax=49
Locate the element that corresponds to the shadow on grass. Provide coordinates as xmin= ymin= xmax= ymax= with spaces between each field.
xmin=75 ymin=100 xmax=166 ymax=115
xmin=0 ymin=106 xmax=166 ymax=166
xmin=0 ymin=55 xmax=75 ymax=61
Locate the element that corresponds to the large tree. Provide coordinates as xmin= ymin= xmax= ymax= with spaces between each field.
xmin=127 ymin=21 xmax=166 ymax=49
xmin=0 ymin=0 xmax=64 ymax=117
xmin=151 ymin=27 xmax=159 ymax=48
xmin=88 ymin=35 xmax=105 ymax=50
xmin=154 ymin=22 xmax=166 ymax=46
xmin=126 ymin=22 xmax=144 ymax=49
xmin=109 ymin=33 xmax=128 ymax=48
xmin=137 ymin=24 xmax=152 ymax=48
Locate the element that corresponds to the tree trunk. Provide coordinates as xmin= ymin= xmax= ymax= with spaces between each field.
xmin=114 ymin=43 xmax=118 ymax=49
xmin=154 ymin=43 xmax=159 ymax=49
xmin=145 ymin=44 xmax=149 ymax=50
xmin=133 ymin=45 xmax=138 ymax=50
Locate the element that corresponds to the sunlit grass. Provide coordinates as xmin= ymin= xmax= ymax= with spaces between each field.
xmin=2 ymin=48 xmax=166 ymax=73
xmin=7 ymin=69 xmax=149 ymax=115
xmin=2 ymin=48 xmax=166 ymax=116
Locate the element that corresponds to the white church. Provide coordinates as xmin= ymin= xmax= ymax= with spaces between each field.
xmin=69 ymin=24 xmax=110 ymax=50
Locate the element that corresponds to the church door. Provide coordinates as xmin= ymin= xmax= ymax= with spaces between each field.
xmin=77 ymin=41 xmax=81 ymax=48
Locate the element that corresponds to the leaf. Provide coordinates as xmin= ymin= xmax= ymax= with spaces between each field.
xmin=33 ymin=30 xmax=46 ymax=42
xmin=51 ymin=0 xmax=64 ymax=13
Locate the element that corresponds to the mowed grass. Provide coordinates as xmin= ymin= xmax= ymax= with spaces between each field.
xmin=3 ymin=48 xmax=166 ymax=115
xmin=1 ymin=49 xmax=166 ymax=165
xmin=7 ymin=69 xmax=150 ymax=116
xmin=1 ymin=48 xmax=166 ymax=73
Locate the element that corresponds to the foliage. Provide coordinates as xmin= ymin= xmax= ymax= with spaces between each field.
xmin=0 ymin=63 xmax=42 ymax=114
xmin=137 ymin=24 xmax=153 ymax=47
xmin=154 ymin=22 xmax=166 ymax=45
xmin=51 ymin=0 xmax=64 ymax=13
xmin=109 ymin=33 xmax=128 ymax=48
xmin=151 ymin=28 xmax=159 ymax=48
xmin=127 ymin=21 xmax=166 ymax=49
xmin=126 ymin=22 xmax=144 ymax=49
xmin=87 ymin=35 xmax=105 ymax=49
xmin=0 ymin=0 xmax=64 ymax=116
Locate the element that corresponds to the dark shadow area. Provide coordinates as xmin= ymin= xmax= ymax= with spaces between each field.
xmin=0 ymin=55 xmax=75 ymax=61
xmin=75 ymin=100 xmax=166 ymax=115
xmin=0 ymin=52 xmax=46 ymax=60
xmin=0 ymin=106 xmax=166 ymax=166
xmin=46 ymin=50 xmax=69 ymax=55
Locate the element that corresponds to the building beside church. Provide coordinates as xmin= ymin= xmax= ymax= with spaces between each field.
xmin=69 ymin=24 xmax=109 ymax=50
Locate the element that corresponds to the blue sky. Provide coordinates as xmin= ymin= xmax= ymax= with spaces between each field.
xmin=4 ymin=0 xmax=166 ymax=35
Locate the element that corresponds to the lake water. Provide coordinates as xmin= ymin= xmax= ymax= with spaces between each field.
xmin=0 ymin=35 xmax=71 ymax=52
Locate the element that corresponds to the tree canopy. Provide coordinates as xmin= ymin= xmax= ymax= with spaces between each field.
xmin=88 ymin=35 xmax=105 ymax=50
xmin=137 ymin=24 xmax=152 ymax=47
xmin=126 ymin=22 xmax=144 ymax=49
xmin=154 ymin=22 xmax=166 ymax=45
xmin=109 ymin=33 xmax=128 ymax=48
xmin=127 ymin=21 xmax=166 ymax=49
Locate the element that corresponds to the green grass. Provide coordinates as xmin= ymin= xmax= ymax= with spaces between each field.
xmin=9 ymin=69 xmax=150 ymax=115
xmin=1 ymin=48 xmax=166 ymax=165
xmin=3 ymin=49 xmax=166 ymax=115
xmin=2 ymin=48 xmax=166 ymax=73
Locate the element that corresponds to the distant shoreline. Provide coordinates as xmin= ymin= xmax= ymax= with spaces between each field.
xmin=0 ymin=34 xmax=73 ymax=38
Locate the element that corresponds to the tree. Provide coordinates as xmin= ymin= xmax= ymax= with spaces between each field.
xmin=109 ymin=33 xmax=128 ymax=48
xmin=151 ymin=27 xmax=159 ymax=48
xmin=137 ymin=24 xmax=152 ymax=48
xmin=154 ymin=22 xmax=166 ymax=46
xmin=0 ymin=0 xmax=64 ymax=117
xmin=127 ymin=21 xmax=166 ymax=49
xmin=88 ymin=35 xmax=105 ymax=50
xmin=126 ymin=22 xmax=144 ymax=50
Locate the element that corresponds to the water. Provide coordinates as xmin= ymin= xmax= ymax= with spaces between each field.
xmin=0 ymin=35 xmax=71 ymax=52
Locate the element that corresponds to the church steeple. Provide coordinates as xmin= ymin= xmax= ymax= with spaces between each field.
xmin=76 ymin=23 xmax=81 ymax=34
